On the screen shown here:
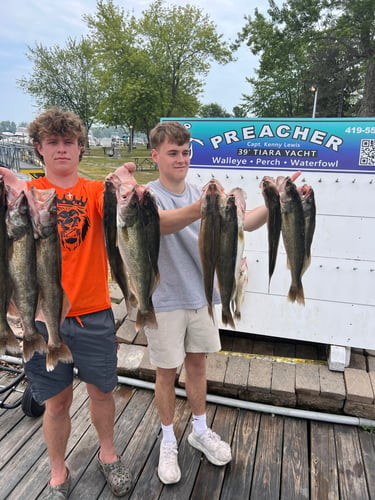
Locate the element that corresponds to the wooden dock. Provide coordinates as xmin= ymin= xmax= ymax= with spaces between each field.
xmin=1 ymin=367 xmax=375 ymax=499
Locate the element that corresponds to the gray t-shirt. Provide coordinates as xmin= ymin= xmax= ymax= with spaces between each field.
xmin=148 ymin=179 xmax=220 ymax=312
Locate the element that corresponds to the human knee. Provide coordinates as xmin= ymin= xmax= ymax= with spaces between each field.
xmin=45 ymin=392 xmax=72 ymax=417
xmin=86 ymin=383 xmax=113 ymax=402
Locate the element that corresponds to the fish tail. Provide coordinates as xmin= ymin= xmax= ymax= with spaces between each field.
xmin=222 ymin=308 xmax=236 ymax=329
xmin=22 ymin=333 xmax=48 ymax=363
xmin=288 ymin=284 xmax=305 ymax=305
xmin=46 ymin=343 xmax=73 ymax=372
xmin=234 ymin=310 xmax=241 ymax=321
xmin=136 ymin=307 xmax=158 ymax=332
xmin=0 ymin=328 xmax=21 ymax=355
xmin=5 ymin=328 xmax=21 ymax=354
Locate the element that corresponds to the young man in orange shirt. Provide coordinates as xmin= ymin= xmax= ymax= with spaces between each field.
xmin=0 ymin=108 xmax=132 ymax=498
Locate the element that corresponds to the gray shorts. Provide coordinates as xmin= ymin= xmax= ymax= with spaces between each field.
xmin=24 ymin=308 xmax=118 ymax=404
xmin=145 ymin=306 xmax=221 ymax=369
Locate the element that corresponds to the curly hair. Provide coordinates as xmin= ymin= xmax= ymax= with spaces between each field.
xmin=150 ymin=121 xmax=191 ymax=150
xmin=28 ymin=108 xmax=86 ymax=162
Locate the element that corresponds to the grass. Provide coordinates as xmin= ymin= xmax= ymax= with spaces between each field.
xmin=79 ymin=145 xmax=159 ymax=184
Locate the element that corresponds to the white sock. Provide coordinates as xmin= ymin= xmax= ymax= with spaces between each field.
xmin=161 ymin=423 xmax=176 ymax=443
xmin=192 ymin=413 xmax=207 ymax=436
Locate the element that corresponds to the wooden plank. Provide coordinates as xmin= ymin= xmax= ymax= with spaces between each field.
xmin=6 ymin=380 xmax=92 ymax=500
xmin=280 ymin=418 xmax=309 ymax=499
xmin=156 ymin=404 xmax=218 ymax=500
xmin=358 ymin=427 xmax=375 ymax=496
xmin=220 ymin=409 xmax=260 ymax=499
xmin=70 ymin=386 xmax=154 ymax=499
xmin=190 ymin=405 xmax=237 ymax=499
xmin=129 ymin=396 xmax=192 ymax=499
xmin=310 ymin=421 xmax=339 ymax=500
xmin=250 ymin=414 xmax=284 ymax=500
xmin=334 ymin=424 xmax=370 ymax=500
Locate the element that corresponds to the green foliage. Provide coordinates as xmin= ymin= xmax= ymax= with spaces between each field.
xmin=199 ymin=103 xmax=231 ymax=117
xmin=0 ymin=121 xmax=17 ymax=134
xmin=84 ymin=0 xmax=233 ymax=132
xmin=236 ymin=0 xmax=375 ymax=117
xmin=17 ymin=37 xmax=101 ymax=133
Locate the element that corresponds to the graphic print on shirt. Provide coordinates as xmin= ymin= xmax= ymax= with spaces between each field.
xmin=56 ymin=193 xmax=90 ymax=250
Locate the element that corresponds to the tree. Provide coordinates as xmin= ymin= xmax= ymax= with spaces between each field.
xmin=199 ymin=103 xmax=231 ymax=117
xmin=0 ymin=121 xmax=17 ymax=134
xmin=85 ymin=0 xmax=233 ymax=135
xmin=236 ymin=0 xmax=374 ymax=117
xmin=17 ymin=37 xmax=103 ymax=134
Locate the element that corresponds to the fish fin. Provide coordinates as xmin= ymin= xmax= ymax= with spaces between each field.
xmin=234 ymin=311 xmax=241 ymax=321
xmin=4 ymin=328 xmax=21 ymax=355
xmin=288 ymin=285 xmax=305 ymax=305
xmin=46 ymin=343 xmax=73 ymax=372
xmin=222 ymin=308 xmax=236 ymax=329
xmin=22 ymin=333 xmax=48 ymax=363
xmin=60 ymin=292 xmax=71 ymax=324
xmin=301 ymin=255 xmax=311 ymax=276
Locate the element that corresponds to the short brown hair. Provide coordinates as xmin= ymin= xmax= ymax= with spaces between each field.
xmin=150 ymin=121 xmax=191 ymax=150
xmin=28 ymin=108 xmax=86 ymax=162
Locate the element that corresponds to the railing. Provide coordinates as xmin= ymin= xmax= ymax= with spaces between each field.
xmin=0 ymin=141 xmax=44 ymax=177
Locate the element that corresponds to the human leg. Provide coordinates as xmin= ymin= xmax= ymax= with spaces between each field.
xmin=43 ymin=384 xmax=73 ymax=486
xmin=155 ymin=367 xmax=181 ymax=484
xmin=86 ymin=383 xmax=117 ymax=463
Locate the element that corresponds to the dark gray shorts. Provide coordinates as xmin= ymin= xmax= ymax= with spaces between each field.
xmin=24 ymin=308 xmax=118 ymax=404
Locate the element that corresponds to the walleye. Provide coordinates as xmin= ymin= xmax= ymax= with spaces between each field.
xmin=116 ymin=185 xmax=159 ymax=332
xmin=260 ymin=176 xmax=281 ymax=290
xmin=199 ymin=179 xmax=225 ymax=322
xmin=233 ymin=257 xmax=248 ymax=321
xmin=229 ymin=187 xmax=247 ymax=320
xmin=216 ymin=193 xmax=238 ymax=328
xmin=103 ymin=178 xmax=136 ymax=313
xmin=278 ymin=176 xmax=305 ymax=305
xmin=298 ymin=184 xmax=316 ymax=275
xmin=29 ymin=187 xmax=72 ymax=371
xmin=6 ymin=189 xmax=47 ymax=362
xmin=0 ymin=177 xmax=20 ymax=355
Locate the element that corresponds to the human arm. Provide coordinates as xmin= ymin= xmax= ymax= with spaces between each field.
xmin=244 ymin=205 xmax=268 ymax=232
xmin=158 ymin=199 xmax=201 ymax=235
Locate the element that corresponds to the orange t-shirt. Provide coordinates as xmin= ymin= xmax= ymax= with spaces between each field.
xmin=28 ymin=176 xmax=111 ymax=316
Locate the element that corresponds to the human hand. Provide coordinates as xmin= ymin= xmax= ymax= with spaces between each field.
xmin=0 ymin=167 xmax=28 ymax=192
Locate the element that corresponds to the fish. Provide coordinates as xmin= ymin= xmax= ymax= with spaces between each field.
xmin=6 ymin=188 xmax=47 ymax=362
xmin=140 ymin=188 xmax=160 ymax=279
xmin=29 ymin=187 xmax=73 ymax=371
xmin=216 ymin=193 xmax=238 ymax=328
xmin=278 ymin=176 xmax=305 ymax=305
xmin=0 ymin=177 xmax=20 ymax=355
xmin=103 ymin=178 xmax=137 ymax=314
xmin=228 ymin=187 xmax=247 ymax=314
xmin=116 ymin=184 xmax=159 ymax=332
xmin=260 ymin=176 xmax=282 ymax=291
xmin=298 ymin=184 xmax=316 ymax=275
xmin=233 ymin=257 xmax=248 ymax=321
xmin=199 ymin=179 xmax=226 ymax=322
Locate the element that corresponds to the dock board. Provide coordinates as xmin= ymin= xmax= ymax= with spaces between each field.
xmin=1 ymin=369 xmax=375 ymax=499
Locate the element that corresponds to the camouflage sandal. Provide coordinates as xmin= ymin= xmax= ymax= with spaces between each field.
xmin=97 ymin=454 xmax=133 ymax=497
xmin=44 ymin=468 xmax=71 ymax=499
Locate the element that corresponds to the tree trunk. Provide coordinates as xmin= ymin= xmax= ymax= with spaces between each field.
xmin=358 ymin=58 xmax=375 ymax=116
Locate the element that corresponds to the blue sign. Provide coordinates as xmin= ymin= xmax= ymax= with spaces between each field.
xmin=161 ymin=118 xmax=375 ymax=174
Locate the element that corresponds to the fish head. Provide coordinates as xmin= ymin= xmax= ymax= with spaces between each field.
xmin=202 ymin=178 xmax=225 ymax=195
xmin=117 ymin=185 xmax=141 ymax=226
xmin=28 ymin=187 xmax=57 ymax=238
xmin=5 ymin=189 xmax=30 ymax=238
xmin=259 ymin=176 xmax=276 ymax=190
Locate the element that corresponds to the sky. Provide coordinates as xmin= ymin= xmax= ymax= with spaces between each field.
xmin=1 ymin=0 xmax=270 ymax=126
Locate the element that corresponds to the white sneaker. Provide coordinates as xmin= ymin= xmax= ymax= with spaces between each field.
xmin=158 ymin=440 xmax=181 ymax=484
xmin=188 ymin=428 xmax=232 ymax=466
